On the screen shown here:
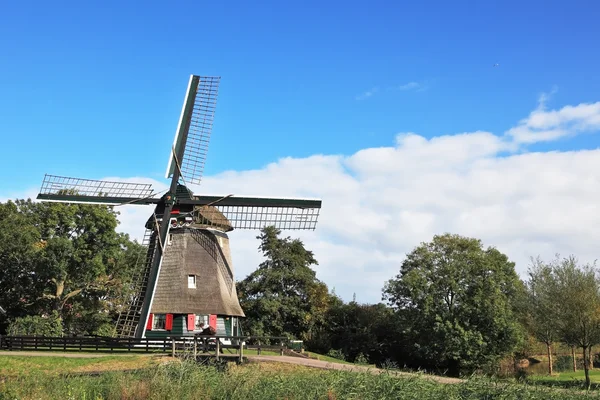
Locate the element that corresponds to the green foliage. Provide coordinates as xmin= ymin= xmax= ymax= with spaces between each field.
xmin=326 ymin=349 xmax=346 ymax=361
xmin=237 ymin=226 xmax=330 ymax=341
xmin=0 ymin=198 xmax=143 ymax=335
xmin=321 ymin=297 xmax=403 ymax=366
xmin=7 ymin=311 xmax=63 ymax=336
xmin=355 ymin=352 xmax=369 ymax=365
xmin=533 ymin=255 xmax=600 ymax=389
xmin=93 ymin=323 xmax=117 ymax=337
xmin=554 ymin=355 xmax=581 ymax=372
xmin=383 ymin=233 xmax=523 ymax=375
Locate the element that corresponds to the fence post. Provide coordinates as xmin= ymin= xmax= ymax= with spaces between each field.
xmin=257 ymin=340 xmax=261 ymax=355
xmin=280 ymin=341 xmax=284 ymax=356
xmin=239 ymin=338 xmax=244 ymax=363
xmin=193 ymin=337 xmax=197 ymax=358
xmin=215 ymin=338 xmax=220 ymax=361
xmin=171 ymin=337 xmax=176 ymax=357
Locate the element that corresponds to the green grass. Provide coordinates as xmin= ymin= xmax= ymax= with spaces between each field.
xmin=303 ymin=351 xmax=354 ymax=365
xmin=2 ymin=356 xmax=600 ymax=399
xmin=529 ymin=369 xmax=600 ymax=390
xmin=0 ymin=355 xmax=164 ymax=378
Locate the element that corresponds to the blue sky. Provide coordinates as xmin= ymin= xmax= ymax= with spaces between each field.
xmin=1 ymin=0 xmax=599 ymax=194
xmin=2 ymin=1 xmax=600 ymax=302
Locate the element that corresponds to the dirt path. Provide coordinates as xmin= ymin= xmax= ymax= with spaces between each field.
xmin=248 ymin=355 xmax=464 ymax=384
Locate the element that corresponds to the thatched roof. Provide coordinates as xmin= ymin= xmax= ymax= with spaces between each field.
xmin=192 ymin=205 xmax=233 ymax=232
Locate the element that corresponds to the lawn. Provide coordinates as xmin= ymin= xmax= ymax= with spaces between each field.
xmin=529 ymin=369 xmax=600 ymax=389
xmin=0 ymin=354 xmax=167 ymax=378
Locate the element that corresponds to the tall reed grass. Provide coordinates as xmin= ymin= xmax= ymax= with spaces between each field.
xmin=1 ymin=360 xmax=599 ymax=399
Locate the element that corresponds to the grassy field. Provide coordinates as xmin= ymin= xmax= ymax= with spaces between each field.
xmin=2 ymin=355 xmax=600 ymax=399
xmin=529 ymin=369 xmax=600 ymax=390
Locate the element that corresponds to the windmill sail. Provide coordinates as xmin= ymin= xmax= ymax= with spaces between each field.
xmin=166 ymin=75 xmax=220 ymax=186
xmin=37 ymin=174 xmax=158 ymax=205
xmin=186 ymin=196 xmax=322 ymax=230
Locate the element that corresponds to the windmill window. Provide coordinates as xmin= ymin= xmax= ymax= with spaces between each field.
xmin=195 ymin=314 xmax=209 ymax=330
xmin=188 ymin=275 xmax=197 ymax=289
xmin=152 ymin=314 xmax=166 ymax=330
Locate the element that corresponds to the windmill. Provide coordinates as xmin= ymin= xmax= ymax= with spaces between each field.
xmin=36 ymin=75 xmax=322 ymax=339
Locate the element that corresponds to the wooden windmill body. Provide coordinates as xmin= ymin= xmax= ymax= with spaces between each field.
xmin=37 ymin=75 xmax=322 ymax=338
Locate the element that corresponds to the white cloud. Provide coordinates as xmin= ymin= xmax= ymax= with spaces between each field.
xmin=506 ymin=88 xmax=600 ymax=144
xmin=397 ymin=82 xmax=420 ymax=91
xmin=6 ymin=98 xmax=600 ymax=305
xmin=355 ymin=87 xmax=379 ymax=101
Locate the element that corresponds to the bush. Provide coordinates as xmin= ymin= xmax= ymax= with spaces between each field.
xmin=7 ymin=311 xmax=63 ymax=336
xmin=326 ymin=349 xmax=346 ymax=361
xmin=354 ymin=352 xmax=369 ymax=365
xmin=93 ymin=323 xmax=117 ymax=337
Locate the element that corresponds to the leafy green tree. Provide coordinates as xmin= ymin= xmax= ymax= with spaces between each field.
xmin=550 ymin=256 xmax=600 ymax=389
xmin=0 ymin=201 xmax=42 ymax=331
xmin=0 ymin=199 xmax=143 ymax=335
xmin=7 ymin=311 xmax=63 ymax=336
xmin=383 ymin=233 xmax=523 ymax=376
xmin=527 ymin=257 xmax=560 ymax=375
xmin=237 ymin=226 xmax=329 ymax=341
xmin=325 ymin=299 xmax=402 ymax=365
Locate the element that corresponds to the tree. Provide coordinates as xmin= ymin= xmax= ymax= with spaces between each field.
xmin=0 ymin=201 xmax=41 ymax=331
xmin=237 ymin=226 xmax=329 ymax=341
xmin=383 ymin=233 xmax=523 ymax=376
xmin=527 ymin=257 xmax=559 ymax=375
xmin=550 ymin=256 xmax=600 ymax=389
xmin=325 ymin=298 xmax=402 ymax=365
xmin=0 ymin=199 xmax=143 ymax=335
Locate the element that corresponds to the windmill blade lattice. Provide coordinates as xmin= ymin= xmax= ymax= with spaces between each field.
xmin=168 ymin=76 xmax=221 ymax=186
xmin=213 ymin=205 xmax=320 ymax=230
xmin=38 ymin=174 xmax=157 ymax=205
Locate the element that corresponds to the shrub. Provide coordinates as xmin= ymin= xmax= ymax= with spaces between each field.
xmin=354 ymin=353 xmax=369 ymax=365
xmin=94 ymin=323 xmax=117 ymax=337
xmin=326 ymin=349 xmax=346 ymax=361
xmin=7 ymin=311 xmax=63 ymax=336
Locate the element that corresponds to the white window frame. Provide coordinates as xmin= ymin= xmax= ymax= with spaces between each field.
xmin=153 ymin=314 xmax=166 ymax=330
xmin=188 ymin=274 xmax=197 ymax=289
xmin=194 ymin=314 xmax=209 ymax=331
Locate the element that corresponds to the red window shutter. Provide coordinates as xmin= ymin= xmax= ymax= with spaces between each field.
xmin=146 ymin=314 xmax=153 ymax=330
xmin=209 ymin=314 xmax=217 ymax=329
xmin=166 ymin=314 xmax=173 ymax=331
xmin=187 ymin=314 xmax=195 ymax=331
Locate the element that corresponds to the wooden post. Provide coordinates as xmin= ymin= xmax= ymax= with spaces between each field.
xmin=258 ymin=340 xmax=261 ymax=355
xmin=216 ymin=339 xmax=220 ymax=361
xmin=171 ymin=337 xmax=176 ymax=357
xmin=193 ymin=337 xmax=197 ymax=358
xmin=280 ymin=342 xmax=284 ymax=356
xmin=239 ymin=339 xmax=244 ymax=363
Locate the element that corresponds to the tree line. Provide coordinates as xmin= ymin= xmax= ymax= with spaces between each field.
xmin=1 ymin=199 xmax=599 ymax=384
xmin=0 ymin=200 xmax=141 ymax=336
